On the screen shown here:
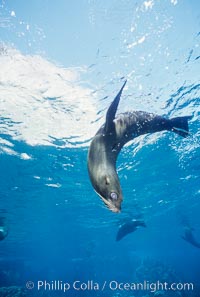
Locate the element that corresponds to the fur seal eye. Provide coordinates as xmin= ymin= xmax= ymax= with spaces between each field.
xmin=110 ymin=192 xmax=118 ymax=200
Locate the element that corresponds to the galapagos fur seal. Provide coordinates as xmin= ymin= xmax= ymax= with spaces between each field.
xmin=0 ymin=226 xmax=8 ymax=241
xmin=0 ymin=218 xmax=8 ymax=241
xmin=87 ymin=80 xmax=192 ymax=213
xmin=182 ymin=227 xmax=200 ymax=249
xmin=116 ymin=219 xmax=146 ymax=241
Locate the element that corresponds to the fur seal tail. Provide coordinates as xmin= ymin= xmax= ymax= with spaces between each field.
xmin=170 ymin=116 xmax=192 ymax=137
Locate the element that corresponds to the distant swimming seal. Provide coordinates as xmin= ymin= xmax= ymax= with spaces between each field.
xmin=0 ymin=226 xmax=8 ymax=241
xmin=87 ymin=81 xmax=192 ymax=213
xmin=116 ymin=219 xmax=146 ymax=241
xmin=181 ymin=227 xmax=200 ymax=249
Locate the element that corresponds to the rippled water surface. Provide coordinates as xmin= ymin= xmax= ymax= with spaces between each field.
xmin=0 ymin=0 xmax=200 ymax=296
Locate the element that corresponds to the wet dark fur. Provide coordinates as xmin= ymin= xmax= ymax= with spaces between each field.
xmin=88 ymin=81 xmax=192 ymax=212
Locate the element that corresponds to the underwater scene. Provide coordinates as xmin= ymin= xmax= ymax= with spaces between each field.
xmin=0 ymin=0 xmax=200 ymax=296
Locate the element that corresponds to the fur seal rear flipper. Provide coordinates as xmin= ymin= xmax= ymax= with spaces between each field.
xmin=87 ymin=81 xmax=192 ymax=213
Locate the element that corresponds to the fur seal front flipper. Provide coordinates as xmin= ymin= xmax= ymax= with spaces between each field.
xmin=87 ymin=82 xmax=192 ymax=213
xmin=105 ymin=80 xmax=127 ymax=133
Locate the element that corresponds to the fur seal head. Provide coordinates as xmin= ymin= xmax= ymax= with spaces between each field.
xmin=92 ymin=170 xmax=122 ymax=213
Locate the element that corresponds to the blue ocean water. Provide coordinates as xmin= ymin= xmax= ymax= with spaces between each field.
xmin=0 ymin=0 xmax=200 ymax=296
